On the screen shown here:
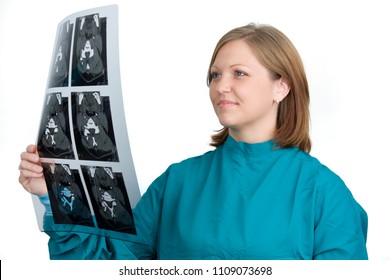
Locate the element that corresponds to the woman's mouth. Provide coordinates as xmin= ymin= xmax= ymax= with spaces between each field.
xmin=218 ymin=100 xmax=238 ymax=108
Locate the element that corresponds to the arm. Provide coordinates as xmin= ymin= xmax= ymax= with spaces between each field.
xmin=19 ymin=145 xmax=164 ymax=260
xmin=40 ymin=174 xmax=165 ymax=260
xmin=40 ymin=194 xmax=146 ymax=260
xmin=313 ymin=167 xmax=368 ymax=260
xmin=39 ymin=188 xmax=161 ymax=260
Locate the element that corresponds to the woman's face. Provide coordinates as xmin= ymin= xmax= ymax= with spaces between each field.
xmin=209 ymin=39 xmax=288 ymax=142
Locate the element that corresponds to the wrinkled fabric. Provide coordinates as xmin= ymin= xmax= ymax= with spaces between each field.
xmin=41 ymin=136 xmax=368 ymax=259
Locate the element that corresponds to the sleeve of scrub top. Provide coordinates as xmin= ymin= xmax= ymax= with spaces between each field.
xmin=39 ymin=170 xmax=167 ymax=260
xmin=313 ymin=166 xmax=368 ymax=260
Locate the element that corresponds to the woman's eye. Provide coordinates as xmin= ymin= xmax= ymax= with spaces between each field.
xmin=210 ymin=72 xmax=221 ymax=80
xmin=234 ymin=70 xmax=246 ymax=77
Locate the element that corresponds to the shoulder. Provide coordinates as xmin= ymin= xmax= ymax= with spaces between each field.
xmin=141 ymin=149 xmax=218 ymax=201
xmin=282 ymin=148 xmax=354 ymax=202
xmin=290 ymin=148 xmax=344 ymax=184
xmin=293 ymin=150 xmax=361 ymax=210
xmin=166 ymin=148 xmax=217 ymax=174
xmin=147 ymin=148 xmax=218 ymax=187
xmin=291 ymin=149 xmax=367 ymax=226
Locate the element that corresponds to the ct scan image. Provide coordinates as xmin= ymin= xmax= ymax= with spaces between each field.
xmin=71 ymin=13 xmax=108 ymax=86
xmin=72 ymin=91 xmax=119 ymax=161
xmin=37 ymin=93 xmax=74 ymax=159
xmin=42 ymin=163 xmax=94 ymax=227
xmin=82 ymin=165 xmax=136 ymax=234
xmin=48 ymin=20 xmax=73 ymax=88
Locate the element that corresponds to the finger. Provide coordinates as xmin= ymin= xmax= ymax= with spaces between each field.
xmin=20 ymin=150 xmax=40 ymax=164
xmin=19 ymin=168 xmax=43 ymax=179
xmin=19 ymin=158 xmax=43 ymax=174
xmin=26 ymin=144 xmax=38 ymax=154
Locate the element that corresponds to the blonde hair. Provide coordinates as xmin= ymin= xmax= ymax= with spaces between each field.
xmin=207 ymin=23 xmax=311 ymax=152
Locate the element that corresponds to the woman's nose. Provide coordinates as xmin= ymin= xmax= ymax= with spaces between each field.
xmin=215 ymin=76 xmax=232 ymax=94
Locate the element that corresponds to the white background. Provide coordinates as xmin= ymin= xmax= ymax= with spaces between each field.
xmin=1 ymin=0 xmax=389 ymax=276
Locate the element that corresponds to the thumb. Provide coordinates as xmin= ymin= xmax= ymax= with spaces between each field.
xmin=26 ymin=144 xmax=38 ymax=154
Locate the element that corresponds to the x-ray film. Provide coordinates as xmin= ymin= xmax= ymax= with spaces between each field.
xmin=33 ymin=5 xmax=141 ymax=240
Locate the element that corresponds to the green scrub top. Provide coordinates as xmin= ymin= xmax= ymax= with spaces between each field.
xmin=40 ymin=136 xmax=368 ymax=259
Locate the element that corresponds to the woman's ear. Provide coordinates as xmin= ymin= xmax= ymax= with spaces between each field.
xmin=274 ymin=77 xmax=290 ymax=103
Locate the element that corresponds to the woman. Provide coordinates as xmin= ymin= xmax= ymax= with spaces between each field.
xmin=18 ymin=23 xmax=368 ymax=259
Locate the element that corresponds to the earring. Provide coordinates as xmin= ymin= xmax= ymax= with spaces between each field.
xmin=275 ymin=99 xmax=280 ymax=104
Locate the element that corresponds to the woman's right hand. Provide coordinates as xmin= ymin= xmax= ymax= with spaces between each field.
xmin=18 ymin=144 xmax=48 ymax=196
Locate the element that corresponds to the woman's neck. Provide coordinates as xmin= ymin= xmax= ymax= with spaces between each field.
xmin=228 ymin=127 xmax=275 ymax=144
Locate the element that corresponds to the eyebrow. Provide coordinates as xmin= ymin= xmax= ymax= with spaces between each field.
xmin=210 ymin=63 xmax=250 ymax=68
xmin=211 ymin=63 xmax=252 ymax=70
